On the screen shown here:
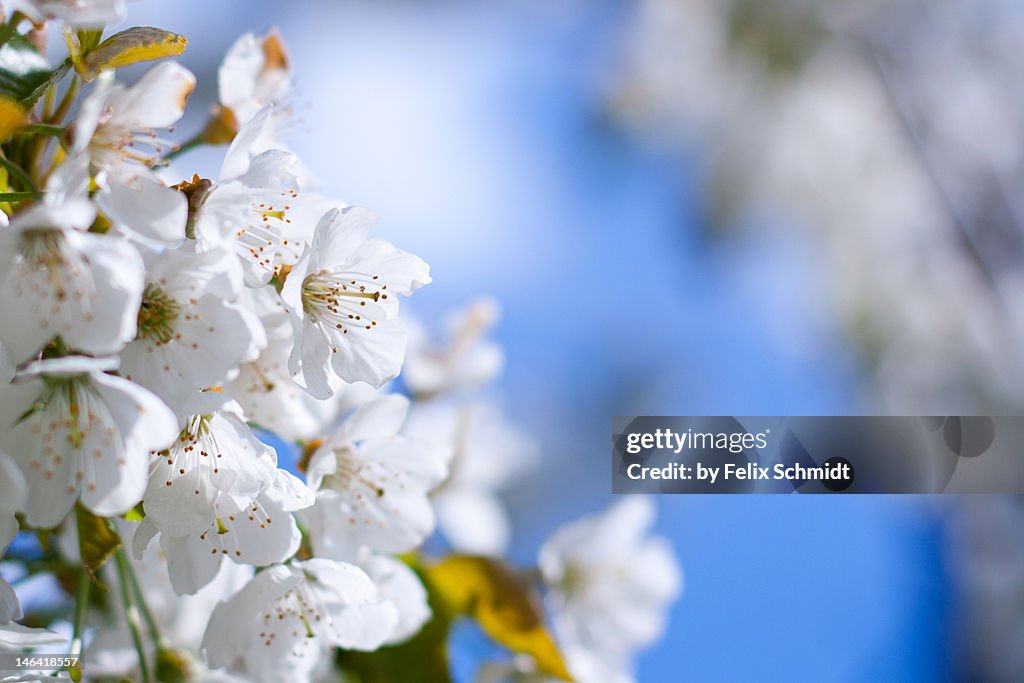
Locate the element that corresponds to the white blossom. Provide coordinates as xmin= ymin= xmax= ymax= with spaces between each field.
xmin=405 ymin=402 xmax=537 ymax=556
xmin=119 ymin=242 xmax=265 ymax=415
xmin=202 ymin=559 xmax=398 ymax=683
xmin=303 ymin=395 xmax=449 ymax=559
xmin=359 ymin=553 xmax=430 ymax=646
xmin=229 ymin=287 xmax=380 ymax=442
xmin=404 ymin=297 xmax=504 ymax=398
xmin=0 ymin=356 xmax=177 ymax=528
xmin=0 ymin=200 xmax=144 ymax=362
xmin=135 ymin=468 xmax=312 ymax=595
xmin=71 ymin=62 xmax=195 ymax=245
xmin=282 ymin=207 xmax=430 ymax=396
xmin=142 ymin=407 xmax=278 ymax=539
xmin=192 ymin=106 xmax=308 ymax=285
xmin=539 ymin=496 xmax=680 ymax=662
xmin=217 ymin=30 xmax=294 ymax=151
xmin=83 ymin=530 xmax=253 ymax=680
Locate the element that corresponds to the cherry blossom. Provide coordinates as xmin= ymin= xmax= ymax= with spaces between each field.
xmin=539 ymin=496 xmax=681 ymax=662
xmin=192 ymin=106 xmax=308 ymax=285
xmin=282 ymin=207 xmax=431 ymax=396
xmin=0 ymin=200 xmax=144 ymax=363
xmin=303 ymin=395 xmax=449 ymax=558
xmin=202 ymin=559 xmax=398 ymax=683
xmin=119 ymin=242 xmax=265 ymax=415
xmin=0 ymin=356 xmax=177 ymax=528
xmin=142 ymin=406 xmax=278 ymax=539
xmin=71 ymin=62 xmax=195 ymax=245
xmin=404 ymin=297 xmax=504 ymax=398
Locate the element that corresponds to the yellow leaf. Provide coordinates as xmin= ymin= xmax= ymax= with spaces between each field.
xmin=428 ymin=555 xmax=572 ymax=681
xmin=0 ymin=96 xmax=26 ymax=141
xmin=79 ymin=27 xmax=187 ymax=81
xmin=76 ymin=505 xmax=121 ymax=575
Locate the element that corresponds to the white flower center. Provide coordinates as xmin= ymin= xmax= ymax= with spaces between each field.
xmin=23 ymin=377 xmax=121 ymax=496
xmin=197 ymin=498 xmax=274 ymax=559
xmin=18 ymin=229 xmax=86 ymax=303
xmin=257 ymin=580 xmax=331 ymax=650
xmin=301 ymin=271 xmax=389 ymax=338
xmin=153 ymin=415 xmax=226 ymax=495
xmin=234 ymin=192 xmax=299 ymax=276
xmin=321 ymin=448 xmax=386 ymax=501
xmin=93 ymin=114 xmax=176 ymax=168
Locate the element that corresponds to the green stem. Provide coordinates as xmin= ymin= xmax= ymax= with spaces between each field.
xmin=49 ymin=76 xmax=79 ymax=124
xmin=20 ymin=123 xmax=65 ymax=137
xmin=156 ymin=135 xmax=204 ymax=167
xmin=119 ymin=545 xmax=166 ymax=652
xmin=114 ymin=548 xmax=153 ymax=683
xmin=0 ymin=191 xmax=35 ymax=202
xmin=0 ymin=156 xmax=38 ymax=196
xmin=67 ymin=570 xmax=89 ymax=682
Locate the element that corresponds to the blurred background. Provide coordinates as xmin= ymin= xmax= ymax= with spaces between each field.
xmin=124 ymin=0 xmax=1024 ymax=680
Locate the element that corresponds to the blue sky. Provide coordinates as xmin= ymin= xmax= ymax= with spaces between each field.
xmin=129 ymin=1 xmax=956 ymax=679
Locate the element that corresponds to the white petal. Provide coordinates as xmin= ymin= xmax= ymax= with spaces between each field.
xmin=309 ymin=207 xmax=377 ymax=266
xmin=352 ymin=239 xmax=431 ymax=296
xmin=105 ymin=62 xmax=196 ymax=131
xmin=0 ymin=578 xmax=20 ymax=622
xmin=362 ymin=555 xmax=430 ymax=645
xmin=202 ymin=564 xmax=301 ymax=668
xmin=0 ymin=622 xmax=67 ymax=648
xmin=335 ymin=394 xmax=408 ymax=444
xmin=435 ymin=489 xmax=511 ymax=556
xmin=218 ymin=106 xmax=273 ymax=180
xmin=84 ymin=373 xmax=177 ymax=516
xmin=161 ymin=533 xmax=222 ymax=596
xmin=297 ymin=558 xmax=398 ymax=651
xmin=7 ymin=200 xmax=95 ymax=233
xmin=291 ymin=318 xmax=334 ymax=399
xmin=0 ymin=450 xmax=26 ymax=552
xmin=131 ymin=517 xmax=159 ymax=560
xmin=263 ymin=468 xmax=315 ymax=512
xmin=327 ymin=317 xmax=408 ymax=389
xmin=99 ymin=172 xmax=187 ymax=246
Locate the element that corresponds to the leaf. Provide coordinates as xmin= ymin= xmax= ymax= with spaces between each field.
xmin=78 ymin=27 xmax=187 ymax=81
xmin=0 ymin=34 xmax=55 ymax=104
xmin=76 ymin=505 xmax=121 ymax=575
xmin=427 ymin=555 xmax=572 ymax=681
xmin=339 ymin=561 xmax=453 ymax=683
xmin=19 ymin=60 xmax=71 ymax=108
xmin=122 ymin=502 xmax=145 ymax=522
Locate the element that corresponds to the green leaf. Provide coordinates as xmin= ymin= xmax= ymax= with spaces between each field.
xmin=76 ymin=505 xmax=121 ymax=575
xmin=122 ymin=502 xmax=145 ymax=522
xmin=427 ymin=556 xmax=572 ymax=681
xmin=339 ymin=561 xmax=453 ymax=683
xmin=19 ymin=60 xmax=70 ymax=107
xmin=0 ymin=33 xmax=55 ymax=104
xmin=78 ymin=26 xmax=187 ymax=81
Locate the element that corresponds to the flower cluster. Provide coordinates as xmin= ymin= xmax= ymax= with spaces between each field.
xmin=0 ymin=4 xmax=680 ymax=683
